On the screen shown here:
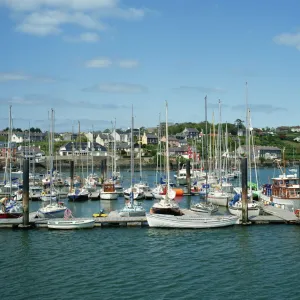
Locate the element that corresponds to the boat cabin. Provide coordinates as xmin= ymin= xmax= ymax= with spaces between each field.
xmin=103 ymin=183 xmax=115 ymax=193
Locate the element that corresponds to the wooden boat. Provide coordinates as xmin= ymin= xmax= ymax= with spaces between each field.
xmin=100 ymin=182 xmax=119 ymax=200
xmin=47 ymin=218 xmax=95 ymax=230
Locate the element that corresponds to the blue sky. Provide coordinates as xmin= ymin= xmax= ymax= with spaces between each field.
xmin=0 ymin=0 xmax=300 ymax=132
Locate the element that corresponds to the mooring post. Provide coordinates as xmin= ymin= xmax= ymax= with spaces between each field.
xmin=186 ymin=160 xmax=191 ymax=195
xmin=70 ymin=160 xmax=74 ymax=192
xmin=22 ymin=159 xmax=29 ymax=226
xmin=241 ymin=157 xmax=248 ymax=224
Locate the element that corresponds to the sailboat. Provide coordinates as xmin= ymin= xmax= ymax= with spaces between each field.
xmin=119 ymin=107 xmax=146 ymax=217
xmin=206 ymin=100 xmax=230 ymax=207
xmin=190 ymin=96 xmax=218 ymax=214
xmin=38 ymin=109 xmax=67 ymax=218
xmin=228 ymin=83 xmax=260 ymax=218
xmin=0 ymin=106 xmax=23 ymax=219
xmin=147 ymin=101 xmax=238 ymax=228
xmin=67 ymin=121 xmax=89 ymax=202
xmin=100 ymin=120 xmax=119 ymax=200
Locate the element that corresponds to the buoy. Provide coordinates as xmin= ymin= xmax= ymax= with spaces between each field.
xmin=172 ymin=188 xmax=184 ymax=196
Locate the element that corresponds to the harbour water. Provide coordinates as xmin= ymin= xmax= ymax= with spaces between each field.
xmin=1 ymin=167 xmax=300 ymax=300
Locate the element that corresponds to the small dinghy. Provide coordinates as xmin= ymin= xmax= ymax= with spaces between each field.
xmin=47 ymin=219 xmax=95 ymax=230
xmin=47 ymin=209 xmax=95 ymax=230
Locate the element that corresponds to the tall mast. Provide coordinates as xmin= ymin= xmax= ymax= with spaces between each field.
xmin=49 ymin=109 xmax=54 ymax=202
xmin=113 ymin=118 xmax=117 ymax=177
xmin=111 ymin=121 xmax=114 ymax=178
xmin=204 ymin=96 xmax=208 ymax=202
xmin=139 ymin=127 xmax=142 ymax=183
xmin=130 ymin=105 xmax=134 ymax=204
xmin=91 ymin=124 xmax=94 ymax=175
xmin=165 ymin=101 xmax=170 ymax=194
xmin=9 ymin=105 xmax=12 ymax=196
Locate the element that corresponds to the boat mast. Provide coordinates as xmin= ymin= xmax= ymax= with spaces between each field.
xmin=165 ymin=101 xmax=170 ymax=197
xmin=113 ymin=118 xmax=117 ymax=179
xmin=91 ymin=124 xmax=94 ymax=175
xmin=204 ymin=96 xmax=209 ymax=203
xmin=130 ymin=105 xmax=134 ymax=205
xmin=139 ymin=127 xmax=142 ymax=183
xmin=245 ymin=82 xmax=253 ymax=195
xmin=9 ymin=105 xmax=12 ymax=197
xmin=50 ymin=109 xmax=54 ymax=203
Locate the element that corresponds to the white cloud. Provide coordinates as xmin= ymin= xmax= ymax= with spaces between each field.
xmin=118 ymin=59 xmax=139 ymax=68
xmin=0 ymin=72 xmax=56 ymax=82
xmin=16 ymin=10 xmax=105 ymax=36
xmin=83 ymin=82 xmax=148 ymax=93
xmin=64 ymin=32 xmax=100 ymax=42
xmin=0 ymin=0 xmax=118 ymax=11
xmin=273 ymin=31 xmax=300 ymax=50
xmin=0 ymin=0 xmax=151 ymax=37
xmin=84 ymin=58 xmax=139 ymax=68
xmin=0 ymin=73 xmax=31 ymax=81
xmin=85 ymin=58 xmax=112 ymax=68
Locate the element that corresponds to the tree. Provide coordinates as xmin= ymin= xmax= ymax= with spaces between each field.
xmin=234 ymin=119 xmax=244 ymax=129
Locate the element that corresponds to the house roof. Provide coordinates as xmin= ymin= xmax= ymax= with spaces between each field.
xmin=62 ymin=142 xmax=107 ymax=152
xmin=146 ymin=134 xmax=158 ymax=139
xmin=184 ymin=128 xmax=199 ymax=133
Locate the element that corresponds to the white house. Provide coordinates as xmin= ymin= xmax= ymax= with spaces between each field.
xmin=11 ymin=133 xmax=23 ymax=143
xmin=291 ymin=127 xmax=300 ymax=133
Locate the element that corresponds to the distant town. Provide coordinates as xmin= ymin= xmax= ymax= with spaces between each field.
xmin=1 ymin=122 xmax=300 ymax=169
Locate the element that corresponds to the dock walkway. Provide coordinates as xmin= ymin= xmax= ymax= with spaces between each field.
xmin=252 ymin=205 xmax=300 ymax=224
xmin=1 ymin=206 xmax=300 ymax=228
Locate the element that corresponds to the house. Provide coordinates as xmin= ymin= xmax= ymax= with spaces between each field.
xmin=291 ymin=126 xmax=300 ymax=133
xmin=237 ymin=145 xmax=281 ymax=160
xmin=11 ymin=133 xmax=24 ymax=143
xmin=141 ymin=132 xmax=158 ymax=145
xmin=95 ymin=133 xmax=112 ymax=147
xmin=16 ymin=146 xmax=45 ymax=162
xmin=160 ymin=135 xmax=181 ymax=147
xmin=237 ymin=128 xmax=246 ymax=137
xmin=0 ymin=141 xmax=18 ymax=158
xmin=276 ymin=126 xmax=290 ymax=134
xmin=60 ymin=132 xmax=78 ymax=141
xmin=169 ymin=146 xmax=189 ymax=157
xmin=181 ymin=128 xmax=199 ymax=139
xmin=58 ymin=142 xmax=107 ymax=156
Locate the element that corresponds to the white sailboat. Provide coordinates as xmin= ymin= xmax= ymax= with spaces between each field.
xmin=147 ymin=100 xmax=239 ymax=228
xmin=38 ymin=109 xmax=67 ymax=218
xmin=207 ymin=100 xmax=230 ymax=207
xmin=191 ymin=96 xmax=218 ymax=214
xmin=119 ymin=107 xmax=146 ymax=217
xmin=228 ymin=83 xmax=260 ymax=218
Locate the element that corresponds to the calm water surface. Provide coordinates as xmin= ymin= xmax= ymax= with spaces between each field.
xmin=1 ymin=168 xmax=300 ymax=300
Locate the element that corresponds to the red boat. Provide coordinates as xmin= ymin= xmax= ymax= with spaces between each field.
xmin=0 ymin=212 xmax=23 ymax=219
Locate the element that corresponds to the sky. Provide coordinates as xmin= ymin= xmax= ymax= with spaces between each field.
xmin=1 ymin=0 xmax=300 ymax=133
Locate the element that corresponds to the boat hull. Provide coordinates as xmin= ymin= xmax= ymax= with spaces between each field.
xmin=207 ymin=194 xmax=229 ymax=207
xmin=100 ymin=192 xmax=119 ymax=200
xmin=37 ymin=208 xmax=66 ymax=218
xmin=0 ymin=213 xmax=22 ymax=219
xmin=48 ymin=219 xmax=95 ymax=229
xmin=146 ymin=213 xmax=238 ymax=228
xmin=68 ymin=194 xmax=89 ymax=202
xmin=228 ymin=206 xmax=260 ymax=218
